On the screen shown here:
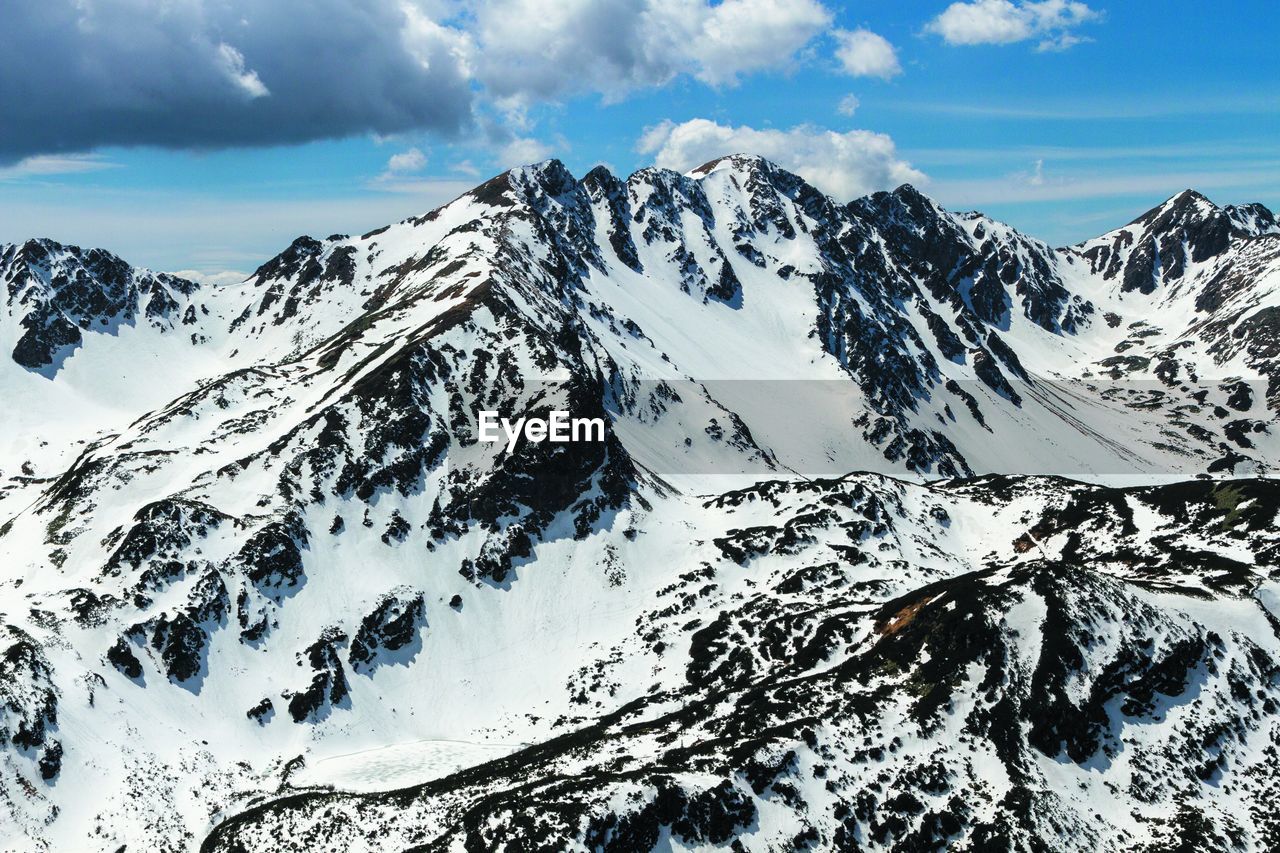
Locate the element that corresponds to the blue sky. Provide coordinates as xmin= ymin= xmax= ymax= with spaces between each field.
xmin=1 ymin=0 xmax=1276 ymax=279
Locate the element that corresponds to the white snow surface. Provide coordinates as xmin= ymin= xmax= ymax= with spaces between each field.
xmin=0 ymin=158 xmax=1277 ymax=851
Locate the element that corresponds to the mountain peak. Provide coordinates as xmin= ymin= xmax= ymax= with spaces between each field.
xmin=688 ymin=152 xmax=773 ymax=179
xmin=459 ymin=158 xmax=580 ymax=211
xmin=891 ymin=182 xmax=929 ymax=201
xmin=508 ymin=158 xmax=580 ymax=201
xmin=248 ymin=235 xmax=325 ymax=286
xmin=887 ymin=183 xmax=940 ymax=215
xmin=1170 ymin=187 xmax=1211 ymax=205
xmin=582 ymin=163 xmax=616 ymax=184
xmin=1130 ymin=188 xmax=1220 ymax=229
xmin=848 ymin=182 xmax=950 ymax=233
xmin=508 ymin=157 xmax=575 ymax=187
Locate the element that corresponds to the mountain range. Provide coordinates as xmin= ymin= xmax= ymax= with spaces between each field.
xmin=0 ymin=155 xmax=1278 ymax=851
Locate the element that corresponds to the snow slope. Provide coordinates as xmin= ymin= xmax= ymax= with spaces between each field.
xmin=0 ymin=156 xmax=1277 ymax=851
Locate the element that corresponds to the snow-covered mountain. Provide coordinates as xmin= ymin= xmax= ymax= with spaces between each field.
xmin=0 ymin=155 xmax=1278 ymax=851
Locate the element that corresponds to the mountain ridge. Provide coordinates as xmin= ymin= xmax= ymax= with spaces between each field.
xmin=0 ymin=155 xmax=1279 ymax=851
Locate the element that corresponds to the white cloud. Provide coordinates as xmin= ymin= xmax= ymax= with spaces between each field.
xmin=0 ymin=153 xmax=119 ymax=180
xmin=1027 ymin=158 xmax=1045 ymax=185
xmin=400 ymin=3 xmax=476 ymax=76
xmin=473 ymin=113 xmax=560 ymax=169
xmin=637 ymin=118 xmax=925 ymax=200
xmin=926 ymin=0 xmax=1099 ymax=48
xmin=474 ymin=0 xmax=832 ymax=101
xmin=386 ymin=147 xmax=428 ymax=173
xmin=888 ymin=92 xmax=1279 ymax=120
xmin=929 ymin=167 xmax=1280 ymax=206
xmin=169 ymin=269 xmax=250 ymax=286
xmin=371 ymin=146 xmax=433 ymax=190
xmin=1036 ymin=31 xmax=1089 ymax=52
xmin=838 ymin=94 xmax=861 ymax=117
xmin=497 ymin=136 xmax=556 ymax=168
xmin=215 ymin=43 xmax=270 ymax=99
xmin=671 ymin=0 xmax=834 ymax=85
xmin=636 ymin=121 xmax=679 ymax=157
xmin=833 ymin=29 xmax=901 ymax=79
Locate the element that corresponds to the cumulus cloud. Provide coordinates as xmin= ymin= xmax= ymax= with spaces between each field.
xmin=386 ymin=148 xmax=428 ymax=174
xmin=371 ymin=146 xmax=431 ymax=190
xmin=475 ymin=115 xmax=559 ymax=169
xmin=474 ymin=0 xmax=833 ymax=101
xmin=838 ymin=94 xmax=861 ymax=117
xmin=169 ymin=269 xmax=251 ymax=287
xmin=926 ymin=0 xmax=1099 ymax=49
xmin=496 ymin=136 xmax=557 ymax=167
xmin=833 ymin=29 xmax=902 ymax=79
xmin=0 ymin=0 xmax=474 ymax=164
xmin=637 ymin=118 xmax=925 ymax=200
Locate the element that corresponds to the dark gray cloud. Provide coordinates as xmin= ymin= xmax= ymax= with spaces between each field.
xmin=0 ymin=0 xmax=475 ymax=164
xmin=0 ymin=0 xmax=844 ymax=165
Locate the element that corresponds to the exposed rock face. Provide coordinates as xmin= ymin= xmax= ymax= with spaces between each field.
xmin=201 ymin=476 xmax=1280 ymax=853
xmin=1078 ymin=189 xmax=1276 ymax=296
xmin=0 ymin=158 xmax=1278 ymax=850
xmin=347 ymin=589 xmax=426 ymax=673
xmin=0 ymin=627 xmax=58 ymax=754
xmin=0 ymin=238 xmax=200 ymax=371
xmin=285 ymin=627 xmax=349 ymax=723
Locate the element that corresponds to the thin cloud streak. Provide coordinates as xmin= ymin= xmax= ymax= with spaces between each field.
xmin=905 ymin=141 xmax=1280 ymax=167
xmin=366 ymin=176 xmax=476 ymax=195
xmin=884 ymin=93 xmax=1280 ymax=120
xmin=931 ymin=165 xmax=1280 ymax=207
xmin=0 ymin=154 xmax=121 ymax=180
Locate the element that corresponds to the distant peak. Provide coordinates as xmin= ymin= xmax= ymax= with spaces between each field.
xmin=1130 ymin=188 xmax=1220 ymax=229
